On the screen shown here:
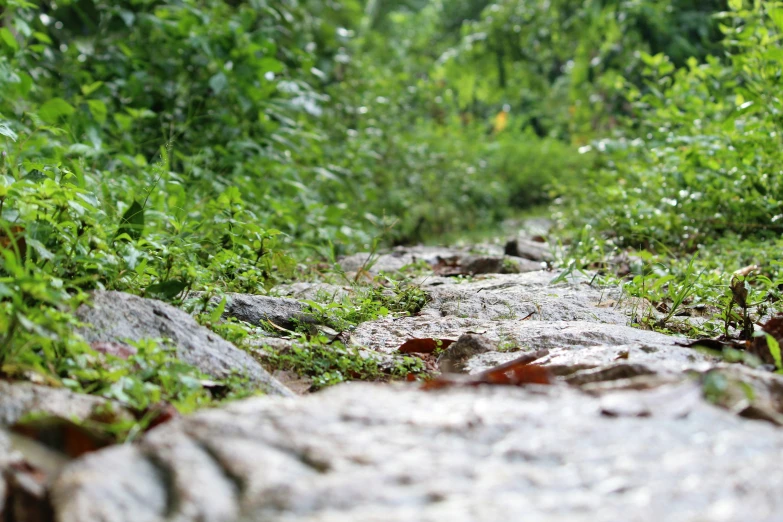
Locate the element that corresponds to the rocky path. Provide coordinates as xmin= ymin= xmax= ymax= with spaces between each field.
xmin=3 ymin=225 xmax=783 ymax=521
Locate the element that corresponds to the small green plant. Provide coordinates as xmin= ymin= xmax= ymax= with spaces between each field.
xmin=497 ymin=340 xmax=521 ymax=353
xmin=62 ymin=338 xmax=257 ymax=413
xmin=302 ymin=278 xmax=428 ymax=331
xmin=265 ymin=337 xmax=384 ymax=389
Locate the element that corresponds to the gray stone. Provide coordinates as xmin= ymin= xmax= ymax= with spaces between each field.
xmin=349 ymin=315 xmax=707 ymax=367
xmin=0 ymin=429 xmax=13 ymax=516
xmin=338 ymin=252 xmax=419 ymax=275
xmin=51 ymin=444 xmax=167 ymax=522
xmin=419 ymin=271 xmax=647 ymax=324
xmin=460 ymin=255 xmax=544 ymax=275
xmin=338 ymin=245 xmax=508 ymax=276
xmin=212 ymin=293 xmax=315 ymax=330
xmin=76 ymin=291 xmax=294 ymax=397
xmin=504 ymin=237 xmax=553 ymax=261
xmin=0 ymin=380 xmax=132 ymax=427
xmin=272 ymin=283 xmax=351 ymax=303
xmin=518 ymin=217 xmax=554 ymax=237
xmin=437 ymin=333 xmax=496 ymax=373
xmin=49 ymin=381 xmax=783 ymax=521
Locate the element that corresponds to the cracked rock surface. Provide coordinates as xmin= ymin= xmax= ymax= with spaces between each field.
xmin=51 ymin=382 xmax=783 ymax=522
xmin=9 ymin=229 xmax=783 ymax=521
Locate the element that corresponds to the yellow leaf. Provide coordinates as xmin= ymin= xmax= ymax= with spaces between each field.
xmin=493 ymin=110 xmax=508 ymax=133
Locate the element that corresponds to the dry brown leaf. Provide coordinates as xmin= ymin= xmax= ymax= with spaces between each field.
xmin=12 ymin=417 xmax=112 ymax=459
xmin=750 ymin=314 xmax=783 ymax=365
xmin=481 ymin=358 xmax=551 ymax=386
xmin=0 ymin=225 xmax=26 ymax=259
xmin=397 ymin=337 xmax=457 ymax=354
xmin=421 ymin=351 xmax=551 ymax=390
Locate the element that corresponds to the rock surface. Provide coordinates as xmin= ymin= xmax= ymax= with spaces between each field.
xmin=418 ymin=271 xmax=644 ymax=324
xmin=272 ymin=282 xmax=352 ymax=303
xmin=76 ymin=291 xmax=293 ymax=397
xmin=338 ymin=245 xmax=506 ymax=276
xmin=50 ymin=380 xmax=783 ymax=521
xmin=504 ymin=236 xmax=553 ymax=261
xmin=0 ymin=380 xmax=132 ymax=427
xmin=9 ymin=231 xmax=783 ymax=521
xmin=210 ymin=293 xmax=315 ymax=330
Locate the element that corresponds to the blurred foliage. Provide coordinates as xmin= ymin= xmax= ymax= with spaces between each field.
xmin=1 ymin=0 xmax=778 ymax=401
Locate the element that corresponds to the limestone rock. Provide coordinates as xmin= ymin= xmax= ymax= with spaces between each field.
xmin=504 ymin=237 xmax=553 ymax=262
xmin=419 ymin=271 xmax=644 ymax=324
xmin=0 ymin=380 xmax=132 ymax=427
xmin=212 ymin=293 xmax=315 ymax=330
xmin=50 ymin=381 xmax=783 ymax=521
xmin=437 ymin=333 xmax=496 ymax=373
xmin=338 ymin=245 xmax=507 ymax=276
xmin=76 ymin=291 xmax=293 ymax=397
xmin=272 ymin=283 xmax=351 ymax=303
xmin=459 ymin=255 xmax=543 ymax=275
xmin=51 ymin=444 xmax=167 ymax=522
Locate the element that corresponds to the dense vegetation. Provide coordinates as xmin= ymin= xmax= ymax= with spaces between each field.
xmin=2 ymin=0 xmax=783 ymax=416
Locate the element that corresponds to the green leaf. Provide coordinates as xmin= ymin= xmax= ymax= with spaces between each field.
xmin=81 ymin=81 xmax=104 ymax=96
xmin=146 ymin=280 xmax=188 ymax=300
xmin=39 ymin=98 xmax=76 ymax=124
xmin=88 ymin=100 xmax=107 ymax=124
xmin=0 ymin=121 xmax=17 ymax=142
xmin=23 ymin=170 xmax=46 ymax=183
xmin=116 ymin=200 xmax=145 ymax=241
xmin=258 ymin=57 xmax=283 ymax=74
xmin=32 ymin=31 xmax=52 ymax=44
xmin=765 ymin=334 xmax=782 ymax=370
xmin=210 ymin=296 xmax=228 ymax=323
xmin=114 ymin=113 xmax=133 ymax=130
xmin=209 ymin=72 xmax=228 ymax=94
xmin=26 ymin=238 xmax=55 ymax=261
xmin=0 ymin=28 xmax=18 ymax=51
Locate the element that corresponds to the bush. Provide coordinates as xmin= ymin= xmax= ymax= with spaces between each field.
xmin=559 ymin=3 xmax=783 ymax=249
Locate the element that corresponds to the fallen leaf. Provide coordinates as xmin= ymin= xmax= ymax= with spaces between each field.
xmin=0 ymin=225 xmax=26 ymax=259
xmin=730 ymin=277 xmax=749 ymax=308
xmin=432 ymin=257 xmax=464 ymax=277
xmin=398 ymin=337 xmax=457 ymax=354
xmin=12 ymin=417 xmax=112 ymax=458
xmin=750 ymin=314 xmax=783 ymax=366
xmin=481 ymin=358 xmax=551 ymax=386
xmin=421 ymin=351 xmax=550 ymax=390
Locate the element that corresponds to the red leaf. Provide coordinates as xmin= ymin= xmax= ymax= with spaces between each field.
xmin=482 ymin=362 xmax=551 ymax=385
xmin=421 ymin=352 xmax=551 ymax=390
xmin=397 ymin=337 xmax=456 ymax=354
